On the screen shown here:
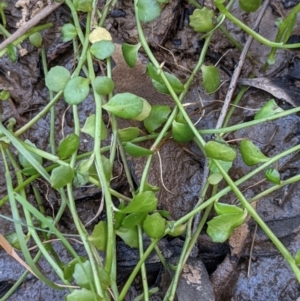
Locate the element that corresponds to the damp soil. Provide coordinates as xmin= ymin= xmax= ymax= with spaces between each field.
xmin=1 ymin=0 xmax=300 ymax=300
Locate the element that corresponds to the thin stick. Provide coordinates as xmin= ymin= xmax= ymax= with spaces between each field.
xmin=0 ymin=1 xmax=64 ymax=51
xmin=215 ymin=0 xmax=270 ymax=129
xmin=247 ymin=223 xmax=258 ymax=278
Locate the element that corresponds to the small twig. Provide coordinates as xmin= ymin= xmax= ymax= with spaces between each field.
xmin=215 ymin=0 xmax=270 ymax=129
xmin=247 ymin=223 xmax=258 ymax=278
xmin=0 ymin=1 xmax=64 ymax=52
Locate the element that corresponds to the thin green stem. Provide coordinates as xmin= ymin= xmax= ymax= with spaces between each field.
xmin=41 ymin=46 xmax=56 ymax=154
xmin=117 ymin=238 xmax=160 ymax=301
xmin=213 ymin=159 xmax=300 ymax=281
xmin=199 ymin=106 xmax=300 ymax=134
xmin=215 ymin=1 xmax=300 ymax=49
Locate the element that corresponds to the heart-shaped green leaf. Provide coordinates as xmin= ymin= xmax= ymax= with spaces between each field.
xmin=81 ymin=114 xmax=107 ymax=139
xmin=115 ymin=226 xmax=138 ymax=248
xmin=147 ymin=63 xmax=184 ymax=94
xmin=63 ymin=257 xmax=87 ymax=281
xmin=189 ymin=7 xmax=215 ymax=32
xmin=207 ymin=211 xmax=247 ymax=243
xmin=50 ymin=165 xmax=74 ymax=189
xmin=254 ymin=99 xmax=283 ymax=120
xmin=73 ymin=261 xmax=93 ymax=289
xmin=122 ymin=43 xmax=141 ymax=68
xmin=90 ymin=40 xmax=115 ymax=60
xmin=18 ymin=140 xmax=43 ymax=176
xmin=89 ymin=221 xmax=107 ymax=251
xmin=240 ymin=139 xmax=269 ymax=166
xmin=103 ymin=93 xmax=151 ymax=121
xmin=45 ymin=66 xmax=70 ymax=92
xmin=265 ymin=168 xmax=281 ymax=184
xmin=114 ymin=203 xmax=126 ymax=230
xmin=73 ymin=155 xmax=95 ymax=187
xmin=143 ymin=105 xmax=171 ymax=133
xmin=205 ymin=141 xmax=236 ymax=162
xmin=64 ymin=76 xmax=90 ymax=105
xmin=73 ymin=0 xmax=93 ymax=12
xmin=61 ymin=23 xmax=78 ymax=42
xmin=208 ymin=173 xmax=223 ymax=185
xmin=172 ymin=120 xmax=195 ymax=143
xmin=120 ymin=191 xmax=158 ymax=213
xmin=214 ymin=202 xmax=244 ymax=215
xmin=122 ymin=212 xmax=148 ymax=228
xmin=57 ymin=134 xmax=80 ymax=159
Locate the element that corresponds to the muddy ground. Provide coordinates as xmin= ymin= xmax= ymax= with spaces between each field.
xmin=1 ymin=0 xmax=300 ymax=300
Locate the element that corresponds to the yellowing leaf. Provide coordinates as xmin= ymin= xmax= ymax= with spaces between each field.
xmin=89 ymin=27 xmax=112 ymax=43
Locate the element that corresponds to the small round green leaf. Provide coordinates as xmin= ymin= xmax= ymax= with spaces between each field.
xmin=122 ymin=43 xmax=141 ymax=68
xmin=90 ymin=40 xmax=115 ymax=60
xmin=61 ymin=23 xmax=78 ymax=42
xmin=120 ymin=191 xmax=158 ymax=213
xmin=73 ymin=261 xmax=93 ymax=289
xmin=143 ymin=212 xmax=166 ymax=238
xmin=172 ymin=120 xmax=194 ymax=143
xmin=50 ymin=165 xmax=74 ymax=189
xmin=167 ymin=222 xmax=186 ymax=237
xmin=29 ymin=32 xmax=43 ymax=48
xmin=103 ymin=92 xmax=151 ymax=121
xmin=136 ymin=0 xmax=161 ymax=23
xmin=214 ymin=202 xmax=244 ymax=215
xmin=64 ymin=76 xmax=90 ymax=105
xmin=146 ymin=63 xmax=184 ymax=94
xmin=240 ymin=139 xmax=269 ymax=166
xmin=122 ymin=212 xmax=148 ymax=228
xmin=57 ymin=134 xmax=80 ymax=159
xmin=254 ymin=99 xmax=283 ymax=120
xmin=93 ymin=76 xmax=114 ymax=95
xmin=114 ymin=203 xmax=126 ymax=230
xmin=209 ymin=158 xmax=232 ymax=173
xmin=205 ymin=141 xmax=236 ymax=162
xmin=66 ymin=288 xmax=99 ymax=301
xmin=18 ymin=140 xmax=43 ymax=176
xmin=189 ymin=7 xmax=215 ymax=32
xmin=6 ymin=44 xmax=17 ymax=63
xmin=73 ymin=0 xmax=93 ymax=12
xmin=201 ymin=65 xmax=220 ymax=93
xmin=0 ymin=90 xmax=10 ymax=101
xmin=124 ymin=142 xmax=154 ymax=157
xmin=208 ymin=173 xmax=223 ymax=185
xmin=144 ymin=105 xmax=171 ymax=133
xmin=63 ymin=257 xmax=87 ymax=281
xmin=89 ymin=221 xmax=107 ymax=251
xmin=239 ymin=0 xmax=261 ymax=12
xmin=81 ymin=114 xmax=107 ymax=139
xmin=295 ymin=250 xmax=300 ymax=266
xmin=207 ymin=211 xmax=247 ymax=243
xmin=118 ymin=127 xmax=140 ymax=142
xmin=46 ymin=66 xmax=70 ymax=92
xmin=265 ymin=168 xmax=281 ymax=185
xmin=115 ymin=226 xmax=138 ymax=248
